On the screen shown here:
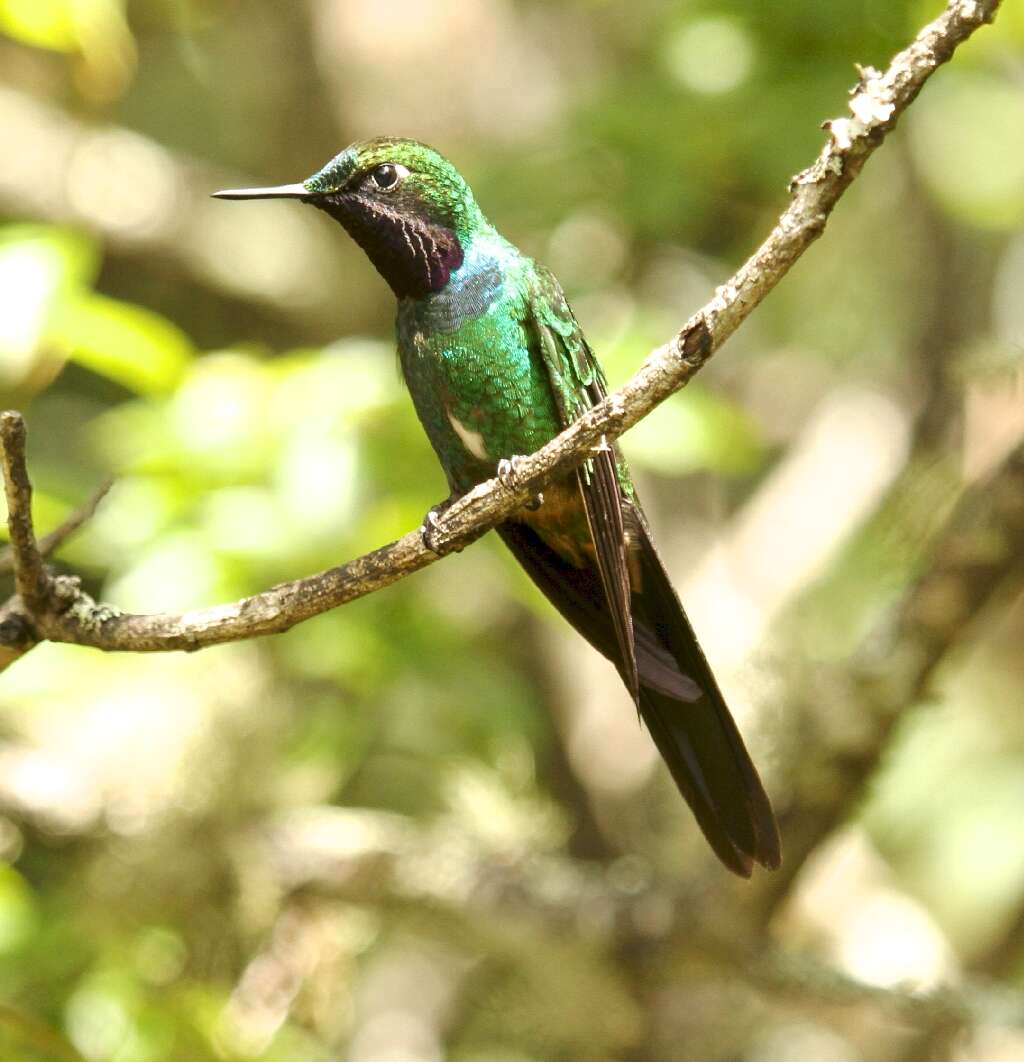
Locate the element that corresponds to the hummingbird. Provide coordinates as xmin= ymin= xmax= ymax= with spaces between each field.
xmin=214 ymin=138 xmax=780 ymax=876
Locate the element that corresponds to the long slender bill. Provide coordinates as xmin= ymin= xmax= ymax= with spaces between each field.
xmin=211 ymin=183 xmax=310 ymax=200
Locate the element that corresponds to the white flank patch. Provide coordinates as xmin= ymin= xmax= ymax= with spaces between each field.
xmin=447 ymin=410 xmax=489 ymax=460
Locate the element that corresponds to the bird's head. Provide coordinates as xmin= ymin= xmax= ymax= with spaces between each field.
xmin=214 ymin=138 xmax=490 ymax=299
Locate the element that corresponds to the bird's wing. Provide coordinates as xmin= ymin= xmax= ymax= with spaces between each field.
xmin=509 ymin=267 xmax=779 ymax=876
xmin=527 ymin=266 xmax=639 ymax=699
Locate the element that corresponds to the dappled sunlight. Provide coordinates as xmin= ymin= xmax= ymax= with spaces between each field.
xmin=564 ymin=660 xmax=660 ymax=796
xmin=663 ymin=16 xmax=756 ymax=96
xmin=0 ymin=226 xmax=95 ymax=392
xmin=0 ymin=643 xmax=267 ymax=833
xmin=190 ymin=202 xmax=333 ymax=309
xmin=0 ymin=238 xmax=63 ymax=375
xmin=838 ymin=892 xmax=954 ymax=990
xmin=776 ymin=829 xmax=956 ymax=989
xmin=314 ymin=0 xmax=567 ymax=142
xmin=105 ymin=530 xmax=224 ymax=611
xmin=0 ymin=1 xmax=1021 ymax=1059
xmin=684 ymin=388 xmax=910 ymax=670
xmin=745 ymin=1023 xmax=859 ymax=1062
xmin=66 ymin=128 xmax=181 ymax=240
xmin=171 ymin=353 xmax=271 ymax=464
xmin=909 ymin=74 xmax=1024 ymax=230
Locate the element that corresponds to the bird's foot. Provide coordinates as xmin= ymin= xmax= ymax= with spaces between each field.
xmin=497 ymin=456 xmax=544 ymax=511
xmin=420 ymin=494 xmax=461 ymax=555
xmin=497 ymin=455 xmax=526 ymax=491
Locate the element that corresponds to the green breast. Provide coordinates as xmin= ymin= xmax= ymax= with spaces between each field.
xmin=396 ymin=234 xmax=564 ymax=492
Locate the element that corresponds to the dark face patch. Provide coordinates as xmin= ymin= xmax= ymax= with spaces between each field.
xmin=314 ymin=192 xmax=464 ymax=299
xmin=299 ymin=138 xmax=487 ymax=299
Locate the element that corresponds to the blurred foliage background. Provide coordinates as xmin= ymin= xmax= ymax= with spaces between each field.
xmin=0 ymin=1 xmax=1023 ymax=1059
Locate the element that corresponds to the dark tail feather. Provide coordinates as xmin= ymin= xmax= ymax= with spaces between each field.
xmin=496 ymin=519 xmax=780 ymax=875
xmin=631 ymin=522 xmax=780 ymax=875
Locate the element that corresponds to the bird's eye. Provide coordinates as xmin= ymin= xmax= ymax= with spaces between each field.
xmin=369 ymin=163 xmax=408 ymax=191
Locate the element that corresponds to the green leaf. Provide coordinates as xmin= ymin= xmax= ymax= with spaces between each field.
xmin=0 ymin=0 xmax=76 ymax=51
xmin=0 ymin=0 xmax=132 ymax=62
xmin=0 ymin=862 xmax=37 ymax=952
xmin=0 ymin=226 xmax=99 ymax=385
xmin=51 ymin=293 xmax=193 ymax=395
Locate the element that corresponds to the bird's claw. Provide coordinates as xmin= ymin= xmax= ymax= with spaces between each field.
xmin=420 ymin=495 xmax=461 ymax=555
xmin=497 ymin=455 xmax=526 ymax=491
xmin=497 ymin=455 xmax=544 ymax=511
xmin=420 ymin=508 xmax=445 ymax=555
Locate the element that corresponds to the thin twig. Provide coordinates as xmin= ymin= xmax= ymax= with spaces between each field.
xmin=0 ymin=477 xmax=113 ymax=576
xmin=0 ymin=0 xmax=1002 ymax=667
xmin=0 ymin=412 xmax=49 ymax=612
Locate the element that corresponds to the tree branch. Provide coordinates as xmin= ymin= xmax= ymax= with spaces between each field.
xmin=0 ymin=0 xmax=1002 ymax=668
xmin=0 ymin=477 xmax=112 ymax=577
xmin=0 ymin=412 xmax=48 ymax=614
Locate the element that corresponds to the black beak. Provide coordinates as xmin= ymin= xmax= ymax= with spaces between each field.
xmin=211 ymin=182 xmax=311 ymax=201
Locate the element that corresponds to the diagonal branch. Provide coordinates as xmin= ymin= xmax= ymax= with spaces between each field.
xmin=0 ymin=0 xmax=1002 ymax=667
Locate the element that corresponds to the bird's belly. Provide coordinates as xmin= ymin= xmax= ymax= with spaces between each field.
xmin=403 ymin=325 xmax=563 ymax=490
xmin=514 ymin=479 xmax=594 ymax=567
xmin=515 ymin=477 xmax=645 ymax=587
xmin=441 ymin=374 xmax=560 ymax=477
